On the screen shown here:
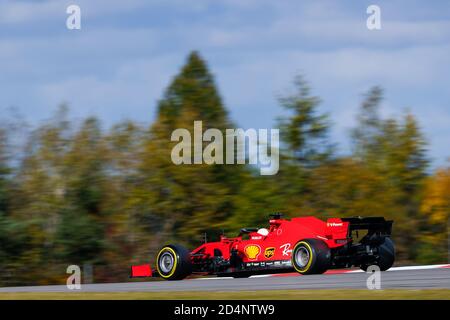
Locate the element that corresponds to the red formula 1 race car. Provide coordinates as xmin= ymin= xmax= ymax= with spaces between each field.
xmin=131 ymin=214 xmax=394 ymax=280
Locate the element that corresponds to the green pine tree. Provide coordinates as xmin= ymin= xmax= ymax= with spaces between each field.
xmin=278 ymin=75 xmax=332 ymax=168
xmin=135 ymin=51 xmax=245 ymax=251
xmin=273 ymin=75 xmax=332 ymax=216
xmin=351 ymin=87 xmax=429 ymax=261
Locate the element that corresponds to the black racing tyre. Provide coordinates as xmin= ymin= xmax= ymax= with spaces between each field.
xmin=361 ymin=237 xmax=395 ymax=272
xmin=156 ymin=244 xmax=192 ymax=280
xmin=291 ymin=239 xmax=331 ymax=275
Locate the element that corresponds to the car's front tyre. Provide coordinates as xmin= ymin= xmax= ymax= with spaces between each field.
xmin=156 ymin=244 xmax=192 ymax=280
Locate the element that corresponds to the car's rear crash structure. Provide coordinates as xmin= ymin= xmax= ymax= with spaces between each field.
xmin=131 ymin=214 xmax=394 ymax=280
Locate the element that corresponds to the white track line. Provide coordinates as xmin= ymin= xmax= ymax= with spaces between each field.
xmin=194 ymin=277 xmax=234 ymax=280
xmin=348 ymin=264 xmax=450 ymax=273
xmin=193 ymin=264 xmax=450 ymax=279
xmin=385 ymin=264 xmax=450 ymax=271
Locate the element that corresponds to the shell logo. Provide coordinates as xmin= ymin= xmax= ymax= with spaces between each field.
xmin=244 ymin=245 xmax=261 ymax=260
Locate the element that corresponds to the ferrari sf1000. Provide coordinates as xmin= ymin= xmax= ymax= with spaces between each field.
xmin=131 ymin=214 xmax=394 ymax=280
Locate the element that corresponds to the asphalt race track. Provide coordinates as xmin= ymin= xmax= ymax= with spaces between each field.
xmin=0 ymin=266 xmax=449 ymax=293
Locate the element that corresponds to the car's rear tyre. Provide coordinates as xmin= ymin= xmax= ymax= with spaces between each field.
xmin=156 ymin=244 xmax=192 ymax=280
xmin=360 ymin=237 xmax=395 ymax=272
xmin=291 ymin=239 xmax=331 ymax=275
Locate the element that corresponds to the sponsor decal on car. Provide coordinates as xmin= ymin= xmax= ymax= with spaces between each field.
xmin=251 ymin=236 xmax=263 ymax=240
xmin=244 ymin=244 xmax=261 ymax=260
xmin=280 ymin=243 xmax=292 ymax=256
xmin=327 ymin=222 xmax=343 ymax=227
xmin=264 ymin=247 xmax=275 ymax=259
xmin=245 ymin=260 xmax=291 ymax=268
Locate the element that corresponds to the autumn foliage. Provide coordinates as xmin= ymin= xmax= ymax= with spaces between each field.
xmin=0 ymin=52 xmax=448 ymax=285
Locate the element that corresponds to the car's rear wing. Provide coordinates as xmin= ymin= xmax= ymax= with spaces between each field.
xmin=341 ymin=217 xmax=393 ymax=237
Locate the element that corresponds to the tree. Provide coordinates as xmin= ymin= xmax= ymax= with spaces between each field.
xmin=351 ymin=87 xmax=429 ymax=261
xmin=135 ymin=51 xmax=244 ymax=250
xmin=0 ymin=128 xmax=11 ymax=274
xmin=278 ymin=75 xmax=332 ymax=167
xmin=103 ymin=121 xmax=148 ymax=269
xmin=306 ymin=158 xmax=396 ymax=219
xmin=419 ymin=167 xmax=450 ymax=263
xmin=352 ymin=86 xmax=383 ymax=160
xmin=0 ymin=127 xmax=30 ymax=285
xmin=0 ymin=128 xmax=8 ymax=216
xmin=54 ymin=117 xmax=108 ymax=266
xmin=271 ymin=75 xmax=332 ymax=216
xmin=157 ymin=51 xmax=230 ymax=131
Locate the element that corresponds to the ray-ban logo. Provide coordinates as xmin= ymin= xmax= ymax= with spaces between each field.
xmin=171 ymin=121 xmax=279 ymax=175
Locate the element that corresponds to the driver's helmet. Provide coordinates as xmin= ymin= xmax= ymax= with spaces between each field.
xmin=257 ymin=228 xmax=269 ymax=236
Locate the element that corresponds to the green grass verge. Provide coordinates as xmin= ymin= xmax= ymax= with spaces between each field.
xmin=0 ymin=289 xmax=449 ymax=300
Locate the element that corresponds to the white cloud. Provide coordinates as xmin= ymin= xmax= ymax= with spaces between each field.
xmin=0 ymin=0 xmax=449 ymax=166
xmin=0 ymin=0 xmax=153 ymax=25
xmin=0 ymin=0 xmax=61 ymax=24
xmin=35 ymin=55 xmax=180 ymax=123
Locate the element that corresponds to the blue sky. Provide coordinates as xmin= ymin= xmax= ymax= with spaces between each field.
xmin=0 ymin=0 xmax=449 ymax=167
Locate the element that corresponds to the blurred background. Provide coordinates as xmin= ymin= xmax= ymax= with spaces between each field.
xmin=0 ymin=0 xmax=449 ymax=286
